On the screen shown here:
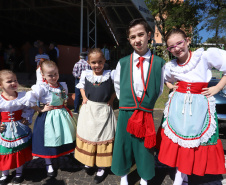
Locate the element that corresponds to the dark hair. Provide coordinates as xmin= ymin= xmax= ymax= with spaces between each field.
xmin=126 ymin=18 xmax=149 ymax=38
xmin=88 ymin=48 xmax=105 ymax=62
xmin=165 ymin=29 xmax=187 ymax=46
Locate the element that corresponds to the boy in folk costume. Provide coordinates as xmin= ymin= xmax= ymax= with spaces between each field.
xmin=111 ymin=18 xmax=165 ymax=185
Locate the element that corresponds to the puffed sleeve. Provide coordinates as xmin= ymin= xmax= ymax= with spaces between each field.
xmin=164 ymin=61 xmax=177 ymax=83
xmin=114 ymin=61 xmax=120 ymax=99
xmin=21 ymin=106 xmax=35 ymax=124
xmin=204 ymin=48 xmax=226 ymax=75
xmin=76 ymin=70 xmax=86 ymax=89
xmin=19 ymin=84 xmax=48 ymax=107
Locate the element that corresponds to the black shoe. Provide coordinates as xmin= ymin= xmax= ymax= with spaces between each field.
xmin=0 ymin=176 xmax=9 ymax=185
xmin=47 ymin=170 xmax=57 ymax=178
xmin=94 ymin=171 xmax=107 ymax=184
xmin=12 ymin=176 xmax=24 ymax=184
xmin=84 ymin=167 xmax=95 ymax=176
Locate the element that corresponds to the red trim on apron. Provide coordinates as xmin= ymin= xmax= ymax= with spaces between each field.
xmin=32 ymin=148 xmax=74 ymax=158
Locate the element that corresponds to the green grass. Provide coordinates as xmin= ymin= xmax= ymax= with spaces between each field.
xmin=154 ymin=85 xmax=170 ymax=109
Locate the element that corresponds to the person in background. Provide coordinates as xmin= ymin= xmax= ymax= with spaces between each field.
xmin=72 ymin=52 xmax=90 ymax=114
xmin=28 ymin=41 xmax=39 ymax=79
xmin=48 ymin=42 xmax=58 ymax=65
xmin=35 ymin=47 xmax=49 ymax=66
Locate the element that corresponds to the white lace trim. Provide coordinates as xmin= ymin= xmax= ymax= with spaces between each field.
xmin=0 ymin=132 xmax=32 ymax=148
xmin=162 ymin=92 xmax=217 ymax=148
xmin=170 ymin=48 xmax=204 ymax=74
xmin=0 ymin=92 xmax=26 ymax=109
xmin=85 ymin=70 xmax=111 ymax=83
xmin=41 ymin=82 xmax=62 ymax=93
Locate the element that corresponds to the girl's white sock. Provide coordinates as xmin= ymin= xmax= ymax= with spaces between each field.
xmin=16 ymin=165 xmax=23 ymax=177
xmin=96 ymin=167 xmax=105 ymax=176
xmin=0 ymin=170 xmax=9 ymax=180
xmin=85 ymin=165 xmax=90 ymax=168
xmin=120 ymin=174 xmax=128 ymax=185
xmin=173 ymin=168 xmax=187 ymax=185
xmin=140 ymin=178 xmax=147 ymax=185
xmin=182 ymin=174 xmax=188 ymax=185
xmin=45 ymin=158 xmax=54 ymax=173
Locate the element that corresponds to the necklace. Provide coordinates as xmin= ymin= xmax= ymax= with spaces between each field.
xmin=92 ymin=71 xmax=103 ymax=87
xmin=177 ymin=50 xmax=192 ymax=67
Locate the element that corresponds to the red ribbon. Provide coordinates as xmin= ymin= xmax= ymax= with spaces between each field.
xmin=136 ymin=57 xmax=147 ymax=92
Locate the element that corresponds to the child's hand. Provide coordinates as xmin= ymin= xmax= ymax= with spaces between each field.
xmin=172 ymin=82 xmax=179 ymax=91
xmin=0 ymin=124 xmax=6 ymax=133
xmin=21 ymin=118 xmax=29 ymax=125
xmin=41 ymin=104 xmax=53 ymax=112
xmin=107 ymin=100 xmax=114 ymax=108
xmin=202 ymin=86 xmax=221 ymax=97
xmin=82 ymin=98 xmax=88 ymax=104
xmin=165 ymin=82 xmax=178 ymax=91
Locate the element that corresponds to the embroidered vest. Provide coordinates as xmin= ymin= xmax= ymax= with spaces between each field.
xmin=119 ymin=54 xmax=165 ymax=112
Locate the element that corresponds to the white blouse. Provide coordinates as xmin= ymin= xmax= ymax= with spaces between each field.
xmin=114 ymin=50 xmax=165 ymax=99
xmin=20 ymin=82 xmax=68 ymax=107
xmin=0 ymin=92 xmax=34 ymax=124
xmin=164 ymin=48 xmax=226 ymax=84
xmin=76 ymin=69 xmax=115 ymax=89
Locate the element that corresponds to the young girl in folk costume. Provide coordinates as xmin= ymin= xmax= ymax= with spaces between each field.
xmin=74 ymin=48 xmax=117 ymax=184
xmin=0 ymin=70 xmax=34 ymax=184
xmin=157 ymin=29 xmax=226 ymax=185
xmin=20 ymin=60 xmax=76 ymax=177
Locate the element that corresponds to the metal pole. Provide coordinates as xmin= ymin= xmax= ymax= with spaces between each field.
xmin=94 ymin=0 xmax=97 ymax=47
xmin=80 ymin=0 xmax=83 ymax=53
xmin=87 ymin=6 xmax=89 ymax=48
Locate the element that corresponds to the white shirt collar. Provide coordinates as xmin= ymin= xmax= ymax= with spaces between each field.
xmin=133 ymin=49 xmax=152 ymax=62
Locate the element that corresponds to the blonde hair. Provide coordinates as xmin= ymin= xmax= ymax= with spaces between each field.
xmin=40 ymin=60 xmax=58 ymax=74
xmin=88 ymin=48 xmax=105 ymax=62
xmin=0 ymin=70 xmax=16 ymax=83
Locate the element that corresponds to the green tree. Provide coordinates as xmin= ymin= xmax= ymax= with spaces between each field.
xmin=145 ymin=0 xmax=205 ymax=42
xmin=203 ymin=0 xmax=226 ymax=45
xmin=206 ymin=36 xmax=226 ymax=48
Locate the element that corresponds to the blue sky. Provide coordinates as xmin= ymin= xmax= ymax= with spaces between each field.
xmin=198 ymin=28 xmax=214 ymax=43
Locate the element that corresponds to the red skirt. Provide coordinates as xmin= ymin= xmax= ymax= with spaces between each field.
xmin=0 ymin=145 xmax=32 ymax=171
xmin=157 ymin=127 xmax=226 ymax=176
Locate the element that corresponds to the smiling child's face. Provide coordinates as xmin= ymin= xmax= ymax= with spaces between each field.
xmin=88 ymin=52 xmax=105 ymax=75
xmin=127 ymin=24 xmax=151 ymax=56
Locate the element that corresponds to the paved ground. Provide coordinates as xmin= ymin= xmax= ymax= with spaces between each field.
xmin=2 ymin=109 xmax=226 ymax=185
xmin=1 ymin=73 xmax=226 ymax=184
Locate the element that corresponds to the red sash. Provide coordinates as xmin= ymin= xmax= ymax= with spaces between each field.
xmin=126 ymin=97 xmax=156 ymax=149
xmin=51 ymin=105 xmax=73 ymax=117
xmin=0 ymin=110 xmax=22 ymax=122
xmin=176 ymin=81 xmax=208 ymax=94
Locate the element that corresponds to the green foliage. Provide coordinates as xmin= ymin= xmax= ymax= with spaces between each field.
xmin=148 ymin=44 xmax=170 ymax=61
xmin=145 ymin=0 xmax=205 ymax=40
xmin=200 ymin=0 xmax=226 ymax=44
